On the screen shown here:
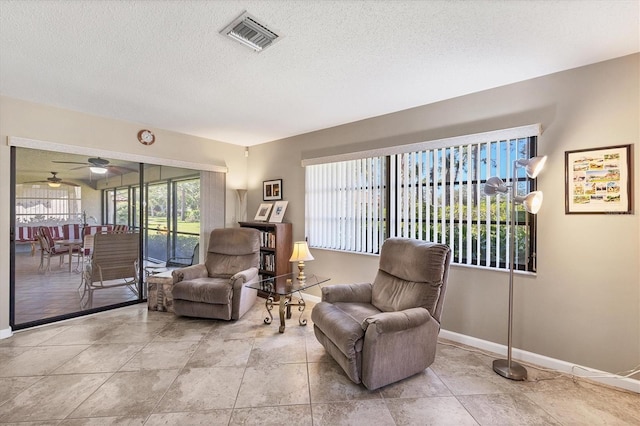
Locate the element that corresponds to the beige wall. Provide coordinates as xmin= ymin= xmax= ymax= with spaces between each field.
xmin=246 ymin=54 xmax=640 ymax=376
xmin=0 ymin=96 xmax=248 ymax=333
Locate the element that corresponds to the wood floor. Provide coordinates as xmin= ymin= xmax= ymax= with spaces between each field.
xmin=13 ymin=249 xmax=140 ymax=325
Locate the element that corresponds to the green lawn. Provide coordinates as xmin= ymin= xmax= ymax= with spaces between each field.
xmin=146 ymin=217 xmax=200 ymax=234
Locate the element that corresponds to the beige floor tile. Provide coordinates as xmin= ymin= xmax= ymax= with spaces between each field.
xmin=230 ymin=405 xmax=312 ymax=425
xmin=430 ymin=349 xmax=523 ymax=395
xmin=155 ymin=366 xmax=245 ymax=411
xmin=305 ymin=332 xmax=333 ymax=363
xmin=247 ymin=334 xmax=307 ymax=366
xmin=0 ymin=376 xmax=43 ymax=405
xmin=185 ymin=338 xmax=253 ymax=368
xmin=119 ymin=340 xmax=199 ymax=371
xmin=39 ymin=324 xmax=116 ymax=346
xmin=379 ymin=368 xmax=452 ymax=399
xmin=458 ymin=393 xmax=561 ymax=425
xmin=58 ymin=416 xmax=146 ymax=425
xmin=0 ymin=345 xmax=89 ymax=377
xmin=0 ymin=373 xmax=110 ymax=422
xmin=0 ymin=325 xmax=71 ymax=347
xmin=235 ymin=363 xmax=310 ymax=408
xmin=312 ymin=400 xmax=396 ymax=426
xmin=152 ymin=318 xmax=215 ymax=342
xmin=95 ymin=321 xmax=167 ymax=344
xmin=53 ymin=343 xmax=144 ymax=374
xmin=0 ymin=301 xmax=636 ymax=425
xmin=205 ymin=320 xmax=260 ymax=340
xmin=145 ymin=410 xmax=232 ymax=425
xmin=525 ymin=384 xmax=640 ymax=425
xmin=68 ymin=370 xmax=179 ymax=418
xmin=308 ymin=361 xmax=382 ymax=403
xmin=386 ymin=396 xmax=480 ymax=425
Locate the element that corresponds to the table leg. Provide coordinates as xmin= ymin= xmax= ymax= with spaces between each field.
xmin=278 ymin=295 xmax=288 ymax=333
xmin=264 ymin=295 xmax=274 ymax=324
xmin=297 ymin=293 xmax=307 ymax=326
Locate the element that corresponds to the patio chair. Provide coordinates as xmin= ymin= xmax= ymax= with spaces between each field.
xmin=36 ymin=227 xmax=66 ymax=272
xmin=80 ymin=232 xmax=139 ymax=308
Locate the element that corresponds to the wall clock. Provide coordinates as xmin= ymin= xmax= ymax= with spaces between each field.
xmin=137 ymin=129 xmax=155 ymax=145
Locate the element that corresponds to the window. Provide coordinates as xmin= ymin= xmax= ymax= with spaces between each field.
xmin=103 ymin=176 xmax=200 ymax=264
xmin=305 ymin=126 xmax=540 ymax=272
xmin=15 ymin=185 xmax=82 ymax=224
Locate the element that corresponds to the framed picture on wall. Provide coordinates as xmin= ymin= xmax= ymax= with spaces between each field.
xmin=565 ymin=144 xmax=633 ymax=214
xmin=263 ymin=179 xmax=283 ymax=201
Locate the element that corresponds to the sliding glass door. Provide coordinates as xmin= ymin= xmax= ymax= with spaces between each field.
xmin=10 ymin=147 xmax=201 ymax=330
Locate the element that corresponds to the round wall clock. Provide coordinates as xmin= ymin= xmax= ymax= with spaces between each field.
xmin=137 ymin=129 xmax=155 ymax=145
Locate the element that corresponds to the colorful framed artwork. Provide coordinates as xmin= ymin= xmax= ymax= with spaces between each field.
xmin=565 ymin=144 xmax=633 ymax=214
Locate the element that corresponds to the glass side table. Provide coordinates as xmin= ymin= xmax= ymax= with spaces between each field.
xmin=247 ymin=273 xmax=330 ymax=333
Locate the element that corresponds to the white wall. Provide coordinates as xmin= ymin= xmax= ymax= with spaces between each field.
xmin=246 ymin=54 xmax=640 ymax=377
xmin=0 ymin=96 xmax=248 ymax=334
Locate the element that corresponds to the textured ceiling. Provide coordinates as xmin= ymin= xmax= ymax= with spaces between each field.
xmin=1 ymin=1 xmax=638 ymax=146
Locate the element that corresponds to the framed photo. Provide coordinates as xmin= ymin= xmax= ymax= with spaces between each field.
xmin=565 ymin=144 xmax=633 ymax=214
xmin=263 ymin=179 xmax=283 ymax=201
xmin=269 ymin=201 xmax=289 ymax=223
xmin=254 ymin=203 xmax=273 ymax=221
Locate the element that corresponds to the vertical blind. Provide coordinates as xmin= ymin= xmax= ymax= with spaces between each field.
xmin=304 ymin=126 xmax=539 ymax=271
xmin=305 ymin=158 xmax=385 ymax=254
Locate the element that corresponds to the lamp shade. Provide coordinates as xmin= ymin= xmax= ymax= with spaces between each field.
xmin=90 ymin=166 xmax=108 ymax=174
xmin=289 ymin=241 xmax=314 ymax=262
xmin=516 ymin=156 xmax=547 ymax=179
xmin=515 ymin=191 xmax=544 ymax=214
xmin=47 ymin=182 xmax=61 ymax=188
xmin=484 ymin=176 xmax=509 ymax=196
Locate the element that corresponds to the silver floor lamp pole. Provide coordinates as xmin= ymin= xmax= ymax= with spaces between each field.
xmin=485 ymin=155 xmax=547 ymax=381
xmin=492 ymin=162 xmax=528 ymax=381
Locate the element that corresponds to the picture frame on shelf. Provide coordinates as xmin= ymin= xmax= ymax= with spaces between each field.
xmin=254 ymin=203 xmax=273 ymax=221
xmin=269 ymin=201 xmax=289 ymax=223
xmin=263 ymin=179 xmax=283 ymax=201
xmin=565 ymin=144 xmax=633 ymax=214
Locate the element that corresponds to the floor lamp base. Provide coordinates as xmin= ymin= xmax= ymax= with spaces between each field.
xmin=493 ymin=359 xmax=527 ymax=381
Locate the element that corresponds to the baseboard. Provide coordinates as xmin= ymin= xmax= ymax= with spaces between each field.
xmin=303 ymin=293 xmax=321 ymax=304
xmin=439 ymin=329 xmax=639 ymax=394
xmin=0 ymin=327 xmax=13 ymax=340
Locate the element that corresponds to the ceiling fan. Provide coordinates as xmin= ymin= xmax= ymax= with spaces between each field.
xmin=52 ymin=157 xmax=137 ymax=175
xmin=23 ymin=172 xmax=79 ymax=188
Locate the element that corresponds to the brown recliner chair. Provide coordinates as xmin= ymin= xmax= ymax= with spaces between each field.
xmin=311 ymin=237 xmax=451 ymax=390
xmin=171 ymin=228 xmax=260 ymax=320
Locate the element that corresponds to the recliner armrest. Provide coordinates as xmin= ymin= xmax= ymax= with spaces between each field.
xmin=321 ymin=282 xmax=373 ymax=303
xmin=172 ymin=264 xmax=208 ymax=283
xmin=363 ymin=307 xmax=433 ymax=333
xmin=231 ymin=266 xmax=259 ymax=286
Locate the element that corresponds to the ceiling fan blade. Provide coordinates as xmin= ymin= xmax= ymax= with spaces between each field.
xmin=22 ymin=179 xmax=47 ymax=184
xmin=51 ymin=161 xmax=89 ymax=165
xmin=107 ymin=165 xmax=139 ymax=175
xmin=70 ymin=165 xmax=90 ymax=170
xmin=60 ymin=181 xmax=80 ymax=187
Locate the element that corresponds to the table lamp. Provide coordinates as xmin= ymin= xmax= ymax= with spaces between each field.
xmin=289 ymin=241 xmax=314 ymax=281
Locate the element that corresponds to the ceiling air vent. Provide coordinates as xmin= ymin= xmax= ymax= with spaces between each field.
xmin=220 ymin=11 xmax=281 ymax=52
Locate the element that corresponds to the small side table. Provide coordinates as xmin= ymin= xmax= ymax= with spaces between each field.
xmin=147 ymin=270 xmax=175 ymax=312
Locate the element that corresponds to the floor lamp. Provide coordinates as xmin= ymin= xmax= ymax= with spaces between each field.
xmin=484 ymin=155 xmax=547 ymax=381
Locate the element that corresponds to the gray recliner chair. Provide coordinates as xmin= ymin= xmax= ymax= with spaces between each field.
xmin=171 ymin=228 xmax=260 ymax=320
xmin=311 ymin=237 xmax=451 ymax=390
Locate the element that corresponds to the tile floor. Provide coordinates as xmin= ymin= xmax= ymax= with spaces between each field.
xmin=0 ymin=300 xmax=638 ymax=425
